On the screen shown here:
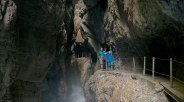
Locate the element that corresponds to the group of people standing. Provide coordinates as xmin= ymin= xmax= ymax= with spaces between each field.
xmin=98 ymin=47 xmax=114 ymax=70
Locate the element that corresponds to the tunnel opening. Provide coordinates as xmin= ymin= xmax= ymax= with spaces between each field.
xmin=101 ymin=41 xmax=116 ymax=54
xmin=146 ymin=25 xmax=184 ymax=80
xmin=74 ymin=43 xmax=91 ymax=58
xmin=101 ymin=42 xmax=110 ymax=51
xmin=148 ymin=37 xmax=170 ymax=76
xmin=99 ymin=0 xmax=108 ymax=10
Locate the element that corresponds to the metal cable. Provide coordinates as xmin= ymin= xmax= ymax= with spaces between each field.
xmin=146 ymin=57 xmax=153 ymax=60
xmin=173 ymin=60 xmax=184 ymax=65
xmin=145 ymin=68 xmax=152 ymax=72
xmin=154 ymin=71 xmax=170 ymax=77
xmin=155 ymin=58 xmax=170 ymax=61
xmin=145 ymin=69 xmax=169 ymax=77
xmin=173 ymin=77 xmax=184 ymax=86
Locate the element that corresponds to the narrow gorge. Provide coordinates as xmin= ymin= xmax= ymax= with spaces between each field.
xmin=0 ymin=0 xmax=184 ymax=102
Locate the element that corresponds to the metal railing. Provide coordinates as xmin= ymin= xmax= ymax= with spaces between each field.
xmin=101 ymin=56 xmax=184 ymax=89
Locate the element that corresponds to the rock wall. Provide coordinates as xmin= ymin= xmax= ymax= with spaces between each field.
xmin=0 ymin=0 xmax=17 ymax=101
xmin=71 ymin=57 xmax=93 ymax=86
xmin=79 ymin=0 xmax=184 ymax=79
xmin=0 ymin=0 xmax=74 ymax=101
xmin=72 ymin=1 xmax=184 ymax=101
xmin=104 ymin=0 xmax=184 ymax=56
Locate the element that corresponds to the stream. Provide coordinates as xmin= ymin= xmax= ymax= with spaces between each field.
xmin=66 ymin=67 xmax=85 ymax=102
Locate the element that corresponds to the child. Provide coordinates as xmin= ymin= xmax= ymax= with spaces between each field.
xmin=107 ymin=51 xmax=113 ymax=70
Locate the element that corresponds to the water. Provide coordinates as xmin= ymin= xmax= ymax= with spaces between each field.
xmin=66 ymin=68 xmax=86 ymax=102
xmin=67 ymin=83 xmax=86 ymax=102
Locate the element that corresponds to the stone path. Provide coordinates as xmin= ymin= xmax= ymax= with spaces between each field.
xmin=114 ymin=70 xmax=184 ymax=102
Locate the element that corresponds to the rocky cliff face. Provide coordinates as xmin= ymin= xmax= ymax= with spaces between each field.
xmin=71 ymin=57 xmax=93 ymax=86
xmin=0 ymin=0 xmax=17 ymax=101
xmin=76 ymin=0 xmax=184 ymax=79
xmin=74 ymin=0 xmax=184 ymax=101
xmin=0 ymin=0 xmax=74 ymax=102
xmin=80 ymin=0 xmax=184 ymax=57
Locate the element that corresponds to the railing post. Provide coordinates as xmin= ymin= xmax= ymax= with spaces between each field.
xmin=133 ymin=57 xmax=136 ymax=73
xmin=170 ymin=58 xmax=173 ymax=88
xmin=143 ymin=56 xmax=146 ymax=75
xmin=152 ymin=57 xmax=155 ymax=80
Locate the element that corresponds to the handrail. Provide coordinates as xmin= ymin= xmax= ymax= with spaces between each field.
xmin=102 ymin=56 xmax=184 ymax=88
xmin=173 ymin=60 xmax=184 ymax=65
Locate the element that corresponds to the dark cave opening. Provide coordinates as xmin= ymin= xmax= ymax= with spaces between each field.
xmin=99 ymin=0 xmax=108 ymax=10
xmin=148 ymin=37 xmax=170 ymax=76
xmin=148 ymin=25 xmax=184 ymax=59
xmin=146 ymin=25 xmax=184 ymax=79
xmin=101 ymin=43 xmax=110 ymax=51
xmin=74 ymin=43 xmax=91 ymax=58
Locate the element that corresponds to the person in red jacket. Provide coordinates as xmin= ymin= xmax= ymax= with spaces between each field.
xmin=102 ymin=48 xmax=108 ymax=70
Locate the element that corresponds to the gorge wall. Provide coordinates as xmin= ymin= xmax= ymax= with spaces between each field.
xmin=0 ymin=0 xmax=184 ymax=102
xmin=76 ymin=0 xmax=184 ymax=79
xmin=0 ymin=0 xmax=74 ymax=102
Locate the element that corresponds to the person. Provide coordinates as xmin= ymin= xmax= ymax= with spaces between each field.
xmin=98 ymin=47 xmax=103 ymax=69
xmin=103 ymin=48 xmax=108 ymax=69
xmin=107 ymin=51 xmax=113 ymax=70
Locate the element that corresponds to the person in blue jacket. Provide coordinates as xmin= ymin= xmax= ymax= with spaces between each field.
xmin=107 ymin=51 xmax=113 ymax=70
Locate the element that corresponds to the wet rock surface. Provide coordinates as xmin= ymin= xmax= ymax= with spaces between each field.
xmin=85 ymin=71 xmax=168 ymax=102
xmin=72 ymin=57 xmax=93 ymax=86
xmin=0 ymin=0 xmax=71 ymax=101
